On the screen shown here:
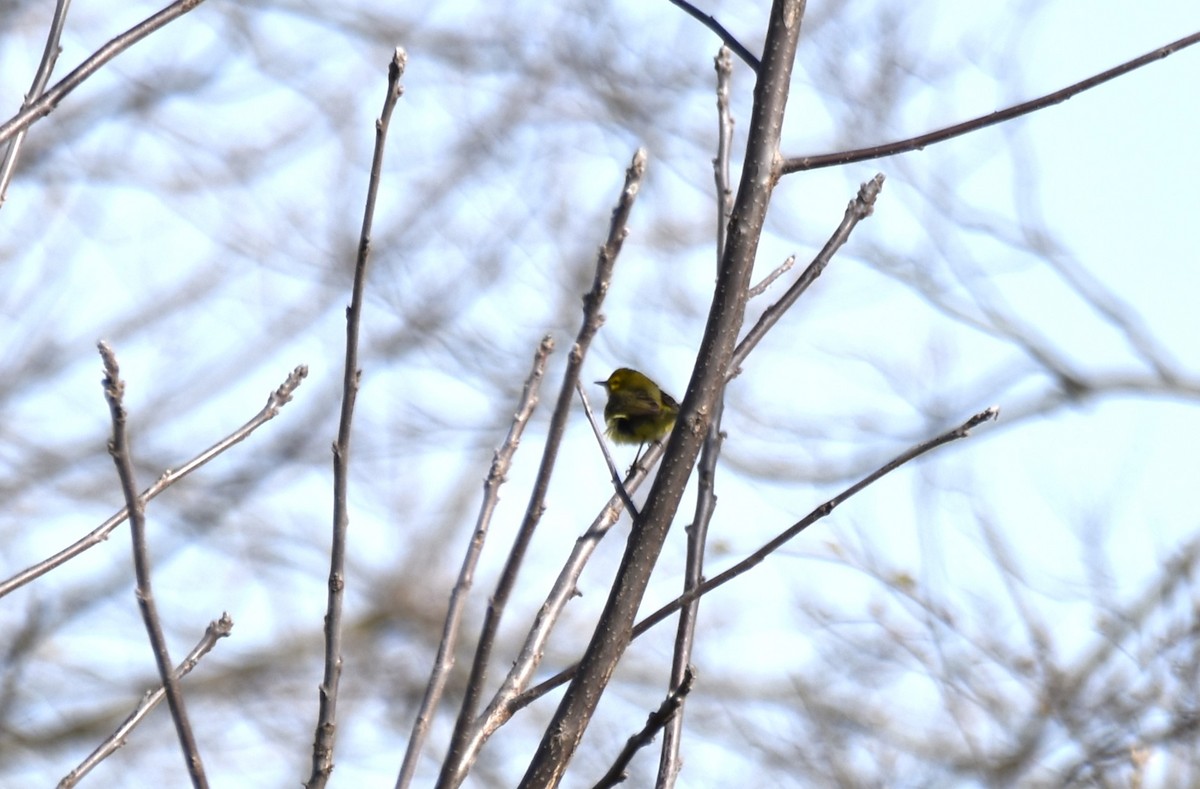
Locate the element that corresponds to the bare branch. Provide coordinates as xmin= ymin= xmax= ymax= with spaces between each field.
xmin=0 ymin=0 xmax=71 ymax=204
xmin=635 ymin=407 xmax=1000 ymax=634
xmin=451 ymin=449 xmax=663 ymax=774
xmin=306 ymin=47 xmax=407 ymax=789
xmin=98 ymin=341 xmax=208 ymax=788
xmin=781 ymin=31 xmax=1200 ymax=174
xmin=711 ymin=45 xmax=736 ymax=261
xmin=594 ymin=668 xmax=696 ymax=789
xmin=0 ymin=364 xmax=308 ymax=600
xmin=667 ymin=0 xmax=760 ymax=73
xmin=395 ymin=336 xmax=554 ymax=789
xmin=509 ymin=406 xmax=1001 ymax=711
xmin=0 ymin=0 xmax=210 ymax=147
xmin=730 ymin=174 xmax=885 ymax=377
xmin=658 ymin=44 xmax=739 ymax=786
xmin=58 ymin=614 xmax=233 ymax=789
xmin=748 ymin=254 xmax=795 ymax=299
xmin=577 ymin=381 xmax=640 ymax=520
xmin=438 ymin=147 xmax=649 ymax=787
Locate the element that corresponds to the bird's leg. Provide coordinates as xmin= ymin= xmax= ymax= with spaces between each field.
xmin=627 ymin=442 xmax=646 ymax=475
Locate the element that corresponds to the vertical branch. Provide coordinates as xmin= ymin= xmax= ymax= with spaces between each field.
xmin=519 ymin=2 xmax=807 ymax=786
xmin=395 ymin=337 xmax=554 ymax=789
xmin=711 ymin=45 xmax=736 ymax=262
xmin=305 ymin=47 xmax=406 ymax=789
xmin=0 ymin=0 xmax=71 ymax=204
xmin=437 ymin=148 xmax=648 ymax=788
xmin=98 ymin=342 xmax=208 ymax=789
xmin=656 ymin=43 xmax=737 ymax=788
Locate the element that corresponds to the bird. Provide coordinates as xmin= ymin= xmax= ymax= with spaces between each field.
xmin=594 ymin=367 xmax=679 ymax=465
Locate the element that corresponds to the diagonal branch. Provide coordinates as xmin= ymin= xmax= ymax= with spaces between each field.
xmin=729 ymin=173 xmax=885 ymax=376
xmin=0 ymin=364 xmax=307 ymax=600
xmin=781 ymin=31 xmax=1200 ymax=173
xmin=0 ymin=0 xmax=210 ymax=147
xmin=577 ymin=382 xmax=642 ymax=519
xmin=58 ymin=613 xmax=233 ymax=789
xmin=594 ymin=667 xmax=696 ymax=789
xmin=453 ymin=446 xmax=665 ymax=771
xmin=667 ymin=0 xmax=760 ymax=73
xmin=509 ymin=405 xmax=1000 ymax=711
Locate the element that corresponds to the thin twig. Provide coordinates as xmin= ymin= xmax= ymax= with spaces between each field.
xmin=638 ymin=407 xmax=1001 ymax=631
xmin=452 ymin=443 xmax=664 ymax=772
xmin=577 ymin=382 xmax=640 ymax=520
xmin=594 ymin=668 xmax=696 ymax=789
xmin=395 ymin=337 xmax=554 ymax=789
xmin=0 ymin=0 xmax=72 ymax=205
xmin=508 ymin=406 xmax=1001 ymax=711
xmin=748 ymin=254 xmax=795 ymax=298
xmin=306 ymin=47 xmax=406 ymax=789
xmin=0 ymin=0 xmax=210 ymax=146
xmin=729 ymin=174 xmax=885 ymax=378
xmin=437 ymin=148 xmax=648 ymax=788
xmin=0 ymin=364 xmax=308 ymax=600
xmin=657 ymin=45 xmax=738 ymax=787
xmin=780 ymin=31 xmax=1200 ymax=174
xmin=711 ymin=45 xmax=735 ymax=259
xmin=667 ymin=0 xmax=760 ymax=73
xmin=98 ymin=342 xmax=207 ymax=788
xmin=58 ymin=613 xmax=233 ymax=789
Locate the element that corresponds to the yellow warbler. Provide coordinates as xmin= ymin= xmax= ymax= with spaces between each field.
xmin=594 ymin=368 xmax=679 ymax=456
